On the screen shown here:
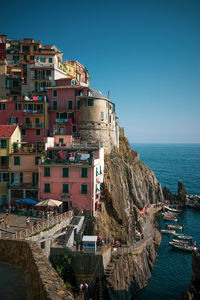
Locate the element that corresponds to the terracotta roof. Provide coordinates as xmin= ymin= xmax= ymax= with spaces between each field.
xmin=0 ymin=125 xmax=17 ymax=138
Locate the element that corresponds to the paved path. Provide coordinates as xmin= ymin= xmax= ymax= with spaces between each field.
xmin=0 ymin=213 xmax=36 ymax=239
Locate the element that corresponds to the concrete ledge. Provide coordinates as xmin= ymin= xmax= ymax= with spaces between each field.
xmin=0 ymin=239 xmax=74 ymax=300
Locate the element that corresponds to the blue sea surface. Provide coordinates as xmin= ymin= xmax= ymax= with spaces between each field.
xmin=131 ymin=143 xmax=200 ymax=300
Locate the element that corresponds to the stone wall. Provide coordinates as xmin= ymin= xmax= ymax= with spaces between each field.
xmin=0 ymin=239 xmax=74 ymax=300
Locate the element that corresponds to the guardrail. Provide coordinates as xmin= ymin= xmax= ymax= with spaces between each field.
xmin=16 ymin=210 xmax=73 ymax=240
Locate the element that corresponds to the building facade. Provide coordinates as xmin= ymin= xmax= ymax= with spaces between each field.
xmin=38 ymin=142 xmax=104 ymax=212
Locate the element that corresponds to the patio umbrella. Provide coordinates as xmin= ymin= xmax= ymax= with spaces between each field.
xmin=35 ymin=199 xmax=62 ymax=207
xmin=15 ymin=198 xmax=23 ymax=203
xmin=22 ymin=198 xmax=38 ymax=205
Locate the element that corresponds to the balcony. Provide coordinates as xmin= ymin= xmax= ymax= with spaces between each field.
xmin=8 ymin=182 xmax=39 ymax=189
xmin=0 ymin=165 xmax=9 ymax=170
xmin=32 ymin=76 xmax=53 ymax=81
xmin=23 ymin=122 xmax=44 ymax=128
xmin=56 ymin=118 xmax=68 ymax=123
xmin=24 ymin=109 xmax=44 ymax=114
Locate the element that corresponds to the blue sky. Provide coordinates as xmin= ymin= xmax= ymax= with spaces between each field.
xmin=1 ymin=0 xmax=200 ymax=143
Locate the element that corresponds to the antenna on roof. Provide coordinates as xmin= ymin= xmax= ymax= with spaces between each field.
xmin=107 ymin=91 xmax=110 ymax=99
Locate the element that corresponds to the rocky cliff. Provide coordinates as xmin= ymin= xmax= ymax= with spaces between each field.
xmin=94 ymin=136 xmax=164 ymax=299
xmin=182 ymin=250 xmax=200 ymax=300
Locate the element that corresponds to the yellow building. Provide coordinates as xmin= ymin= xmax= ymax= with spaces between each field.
xmin=0 ymin=125 xmax=21 ymax=205
xmin=63 ymin=60 xmax=75 ymax=78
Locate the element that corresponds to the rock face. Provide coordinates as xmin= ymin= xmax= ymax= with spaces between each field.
xmin=182 ymin=250 xmax=200 ymax=300
xmin=94 ymin=136 xmax=164 ymax=298
xmin=178 ymin=180 xmax=188 ymax=202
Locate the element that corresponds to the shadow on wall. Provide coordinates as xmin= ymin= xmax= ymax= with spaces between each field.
xmin=0 ymin=239 xmax=74 ymax=300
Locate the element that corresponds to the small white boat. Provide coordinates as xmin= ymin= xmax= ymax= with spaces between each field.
xmin=164 ymin=206 xmax=182 ymax=214
xmin=171 ymin=239 xmax=190 ymax=245
xmin=161 ymin=229 xmax=176 ymax=235
xmin=170 ymin=243 xmax=196 ymax=252
xmin=174 ymin=234 xmax=192 ymax=240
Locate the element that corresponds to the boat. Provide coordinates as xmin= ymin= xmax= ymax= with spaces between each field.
xmin=170 ymin=243 xmax=197 ymax=252
xmin=167 ymin=224 xmax=183 ymax=230
xmin=164 ymin=206 xmax=182 ymax=214
xmin=163 ymin=216 xmax=178 ymax=222
xmin=174 ymin=234 xmax=192 ymax=240
xmin=161 ymin=229 xmax=176 ymax=235
xmin=171 ymin=239 xmax=190 ymax=245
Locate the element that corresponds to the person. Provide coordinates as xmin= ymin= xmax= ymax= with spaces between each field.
xmin=26 ymin=216 xmax=30 ymax=228
xmin=80 ymin=282 xmax=89 ymax=299
xmin=141 ymin=233 xmax=144 ymax=239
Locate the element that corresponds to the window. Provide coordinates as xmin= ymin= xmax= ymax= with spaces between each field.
xmin=35 ymin=118 xmax=40 ymax=124
xmin=0 ymin=173 xmax=9 ymax=182
xmin=22 ymin=129 xmax=26 ymax=136
xmin=25 ymin=117 xmax=30 ymax=124
xmin=72 ymin=125 xmax=76 ymax=133
xmin=100 ymin=112 xmax=104 ymax=120
xmin=13 ymin=96 xmax=17 ymax=101
xmin=68 ymin=100 xmax=73 ymax=110
xmin=63 ymin=184 xmax=69 ymax=193
xmin=88 ymin=99 xmax=94 ymax=106
xmin=0 ymin=140 xmax=7 ymax=149
xmin=30 ymin=55 xmax=34 ymax=60
xmin=33 ymin=46 xmax=37 ymax=52
xmin=0 ymin=103 xmax=6 ymax=110
xmin=14 ymin=157 xmax=20 ymax=166
xmin=81 ymin=184 xmax=88 ymax=194
xmin=62 ymin=168 xmax=69 ymax=177
xmin=35 ymin=156 xmax=40 ymax=165
xmin=44 ymin=183 xmax=50 ymax=193
xmin=22 ymin=45 xmax=30 ymax=53
xmin=20 ymin=173 xmax=23 ymax=184
xmin=81 ymin=168 xmax=88 ymax=178
xmin=40 ymin=57 xmax=46 ymax=63
xmin=77 ymin=100 xmax=80 ymax=109
xmin=59 ymin=138 xmax=64 ymax=144
xmin=15 ymin=103 xmax=22 ymax=110
xmin=36 ymin=129 xmax=40 ymax=136
xmin=44 ymin=167 xmax=50 ymax=177
xmin=53 ymin=100 xmax=57 ymax=110
xmin=49 ymin=58 xmax=52 ymax=63
xmin=53 ymin=90 xmax=57 ymax=97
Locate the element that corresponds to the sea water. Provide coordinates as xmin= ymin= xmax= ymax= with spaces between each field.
xmin=131 ymin=143 xmax=200 ymax=300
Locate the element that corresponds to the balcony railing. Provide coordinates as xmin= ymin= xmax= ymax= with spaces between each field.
xmin=56 ymin=118 xmax=68 ymax=123
xmin=24 ymin=109 xmax=44 ymax=114
xmin=49 ymin=106 xmax=74 ymax=111
xmin=32 ymin=76 xmax=53 ymax=81
xmin=23 ymin=122 xmax=44 ymax=128
xmin=0 ymin=165 xmax=9 ymax=170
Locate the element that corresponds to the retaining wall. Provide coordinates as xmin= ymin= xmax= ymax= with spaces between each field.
xmin=0 ymin=239 xmax=74 ymax=300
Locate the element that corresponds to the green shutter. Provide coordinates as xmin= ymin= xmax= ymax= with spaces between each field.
xmin=44 ymin=167 xmax=50 ymax=177
xmin=63 ymin=168 xmax=69 ymax=177
xmin=63 ymin=184 xmax=69 ymax=193
xmin=81 ymin=184 xmax=88 ymax=194
xmin=14 ymin=157 xmax=20 ymax=165
xmin=81 ymin=168 xmax=88 ymax=178
xmin=35 ymin=156 xmax=40 ymax=165
xmin=44 ymin=183 xmax=50 ymax=193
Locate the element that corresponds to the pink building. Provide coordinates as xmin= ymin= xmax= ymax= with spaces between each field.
xmin=0 ymin=98 xmax=48 ymax=144
xmin=38 ymin=142 xmax=104 ymax=212
xmin=47 ymin=78 xmax=89 ymax=137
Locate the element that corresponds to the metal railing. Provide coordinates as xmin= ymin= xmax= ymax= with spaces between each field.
xmin=16 ymin=210 xmax=73 ymax=240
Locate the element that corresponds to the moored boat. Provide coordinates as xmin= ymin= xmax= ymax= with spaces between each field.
xmin=161 ymin=229 xmax=176 ymax=235
xmin=171 ymin=239 xmax=190 ymax=245
xmin=170 ymin=243 xmax=197 ymax=252
xmin=174 ymin=234 xmax=192 ymax=240
xmin=163 ymin=215 xmax=178 ymax=222
xmin=167 ymin=224 xmax=183 ymax=230
xmin=164 ymin=206 xmax=182 ymax=214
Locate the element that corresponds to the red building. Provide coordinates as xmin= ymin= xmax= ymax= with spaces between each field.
xmin=0 ymin=98 xmax=48 ymax=144
xmin=47 ymin=78 xmax=89 ymax=137
xmin=0 ymin=34 xmax=6 ymax=61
